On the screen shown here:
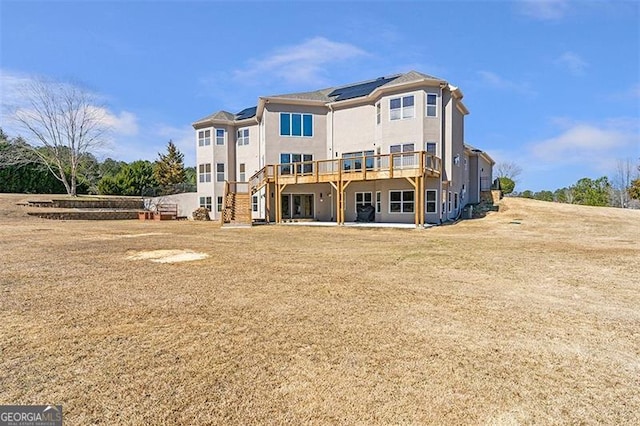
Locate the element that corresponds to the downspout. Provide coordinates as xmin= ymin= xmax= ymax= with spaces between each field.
xmin=438 ymin=84 xmax=444 ymax=223
xmin=329 ymin=103 xmax=335 ymax=222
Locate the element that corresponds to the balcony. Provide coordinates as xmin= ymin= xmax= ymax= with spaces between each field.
xmin=249 ymin=151 xmax=441 ymax=191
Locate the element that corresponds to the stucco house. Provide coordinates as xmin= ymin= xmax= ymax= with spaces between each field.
xmin=193 ymin=71 xmax=494 ymax=226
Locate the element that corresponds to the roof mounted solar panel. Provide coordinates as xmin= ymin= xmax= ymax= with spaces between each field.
xmin=328 ymin=75 xmax=400 ymax=101
xmin=235 ymin=106 xmax=257 ymax=120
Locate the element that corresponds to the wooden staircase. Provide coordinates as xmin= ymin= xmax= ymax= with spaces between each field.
xmin=221 ymin=182 xmax=252 ymax=226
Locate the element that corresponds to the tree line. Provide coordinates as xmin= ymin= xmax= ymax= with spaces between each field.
xmin=496 ymin=160 xmax=640 ymax=208
xmin=1 ymin=128 xmax=195 ymax=196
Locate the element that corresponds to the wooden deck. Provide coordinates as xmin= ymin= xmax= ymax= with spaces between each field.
xmin=229 ymin=151 xmax=442 ymax=227
xmin=248 ymin=152 xmax=440 ymax=189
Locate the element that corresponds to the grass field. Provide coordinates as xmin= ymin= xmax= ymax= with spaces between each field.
xmin=1 ymin=194 xmax=639 ymax=424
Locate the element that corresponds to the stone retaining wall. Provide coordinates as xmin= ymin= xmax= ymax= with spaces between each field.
xmin=28 ymin=198 xmax=144 ymax=209
xmin=27 ymin=210 xmax=139 ymax=220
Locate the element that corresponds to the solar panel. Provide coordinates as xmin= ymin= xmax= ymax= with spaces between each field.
xmin=328 ymin=76 xmax=400 ymax=101
xmin=235 ymin=106 xmax=257 ymax=120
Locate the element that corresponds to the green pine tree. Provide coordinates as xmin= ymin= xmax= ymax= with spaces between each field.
xmin=154 ymin=140 xmax=186 ymax=186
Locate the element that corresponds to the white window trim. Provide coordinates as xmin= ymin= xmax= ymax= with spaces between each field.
xmin=426 ymin=190 xmax=437 ymax=214
xmin=388 ymin=190 xmax=415 ymax=214
xmin=198 ymin=163 xmax=211 ymax=183
xmin=355 ymin=191 xmax=373 ymax=213
xmin=215 ymin=128 xmax=225 ymax=145
xmin=376 ymin=191 xmax=381 ymax=214
xmin=216 ymin=196 xmax=223 ymax=212
xmin=216 ymin=163 xmax=225 ymax=182
xmin=426 ymin=92 xmax=438 ymax=118
xmin=198 ymin=129 xmax=211 ymax=147
xmin=237 ymin=128 xmax=249 ymax=146
xmin=252 ymin=195 xmax=259 ymax=212
xmin=389 ymin=94 xmax=415 ymax=121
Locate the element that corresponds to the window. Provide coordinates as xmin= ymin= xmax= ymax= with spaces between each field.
xmin=343 ymin=150 xmax=374 ymax=171
xmin=280 ymin=153 xmax=313 ymax=175
xmin=237 ymin=128 xmax=249 ymax=146
xmin=239 ymin=163 xmax=245 ymax=181
xmin=216 ymin=163 xmax=225 ymax=182
xmin=376 ymin=191 xmax=381 ymax=214
xmin=198 ymin=163 xmax=211 ymax=183
xmin=390 ymin=143 xmax=415 ymax=168
xmin=216 ymin=196 xmax=223 ymax=212
xmin=376 ymin=102 xmax=381 ymax=125
xmin=454 ymin=155 xmax=461 ymax=166
xmin=448 ymin=191 xmax=452 ymax=212
xmin=426 ymin=142 xmax=437 ymax=155
xmin=252 ymin=195 xmax=258 ymax=212
xmin=389 ymin=190 xmax=414 ymax=213
xmin=462 ymin=184 xmax=466 ymax=200
xmin=199 ymin=196 xmax=212 ymax=211
xmin=355 ymin=192 xmax=373 ymax=212
xmin=198 ymin=129 xmax=211 ymax=146
xmin=216 ymin=129 xmax=225 ymax=145
xmin=426 ymin=190 xmax=437 ymax=213
xmin=454 ymin=193 xmax=459 ymax=210
xmin=390 ymin=95 xmax=414 ymax=120
xmin=426 ymin=93 xmax=437 ymax=117
xmin=280 ymin=113 xmax=313 ymax=137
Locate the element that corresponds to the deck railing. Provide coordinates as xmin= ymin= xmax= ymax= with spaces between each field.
xmin=241 ymin=151 xmax=441 ymax=193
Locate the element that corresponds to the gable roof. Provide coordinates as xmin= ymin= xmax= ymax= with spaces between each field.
xmin=193 ymin=70 xmax=456 ymax=128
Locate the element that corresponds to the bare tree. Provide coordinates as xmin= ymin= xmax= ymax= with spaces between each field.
xmin=610 ymin=158 xmax=634 ymax=208
xmin=9 ymin=79 xmax=109 ymax=196
xmin=495 ymin=161 xmax=523 ymax=182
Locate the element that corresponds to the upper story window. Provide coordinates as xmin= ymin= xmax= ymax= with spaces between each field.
xmin=280 ymin=113 xmax=313 ymax=137
xmin=390 ymin=95 xmax=414 ymax=120
xmin=237 ymin=128 xmax=249 ymax=146
xmin=376 ymin=102 xmax=381 ymax=125
xmin=426 ymin=93 xmax=437 ymax=117
xmin=343 ymin=150 xmax=375 ymax=171
xmin=215 ymin=129 xmax=225 ymax=145
xmin=198 ymin=163 xmax=211 ymax=183
xmin=216 ymin=163 xmax=225 ymax=182
xmin=198 ymin=129 xmax=211 ymax=146
xmin=426 ymin=142 xmax=437 ymax=154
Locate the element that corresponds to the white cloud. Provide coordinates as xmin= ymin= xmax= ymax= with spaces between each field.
xmin=518 ymin=0 xmax=570 ymax=20
xmin=101 ymin=109 xmax=139 ymax=136
xmin=555 ymin=51 xmax=588 ymax=75
xmin=1 ymin=69 xmax=139 ymax=141
xmin=476 ymin=70 xmax=536 ymax=96
xmin=233 ymin=37 xmax=368 ymax=88
xmin=528 ymin=118 xmax=640 ymax=172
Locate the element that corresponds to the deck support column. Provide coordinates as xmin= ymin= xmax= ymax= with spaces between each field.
xmin=341 ymin=180 xmax=352 ymax=225
xmin=330 ymin=181 xmax=339 ymax=225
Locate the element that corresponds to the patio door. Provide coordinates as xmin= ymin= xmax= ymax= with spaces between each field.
xmin=281 ymin=194 xmax=314 ymax=219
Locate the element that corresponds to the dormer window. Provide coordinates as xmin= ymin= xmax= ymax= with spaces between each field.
xmin=389 ymin=95 xmax=414 ymax=120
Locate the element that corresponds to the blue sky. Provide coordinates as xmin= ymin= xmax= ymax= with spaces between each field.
xmin=1 ymin=0 xmax=638 ymax=192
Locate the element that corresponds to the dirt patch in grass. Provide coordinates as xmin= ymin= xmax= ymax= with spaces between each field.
xmin=127 ymin=249 xmax=209 ymax=263
xmin=0 ymin=193 xmax=639 ymax=424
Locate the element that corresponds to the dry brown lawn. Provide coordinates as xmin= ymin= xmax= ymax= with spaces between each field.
xmin=1 ymin=193 xmax=639 ymax=425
